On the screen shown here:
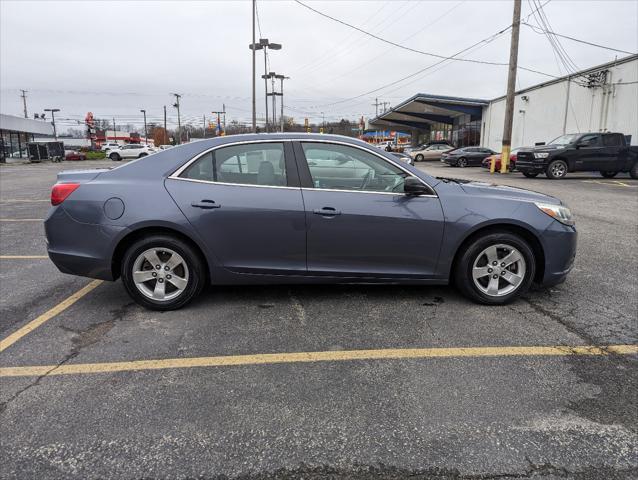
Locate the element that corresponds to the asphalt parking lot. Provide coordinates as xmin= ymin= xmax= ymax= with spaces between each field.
xmin=0 ymin=158 xmax=636 ymax=479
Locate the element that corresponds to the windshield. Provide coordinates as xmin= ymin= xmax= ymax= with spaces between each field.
xmin=547 ymin=134 xmax=580 ymax=146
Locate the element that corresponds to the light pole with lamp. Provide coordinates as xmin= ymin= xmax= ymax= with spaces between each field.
xmin=44 ymin=108 xmax=60 ymax=141
xmin=248 ymin=38 xmax=281 ymax=132
xmin=275 ymin=74 xmax=289 ymax=132
xmin=140 ymin=109 xmax=148 ymax=145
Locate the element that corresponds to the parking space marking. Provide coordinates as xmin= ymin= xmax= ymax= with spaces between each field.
xmin=0 ymin=256 xmax=49 ymax=259
xmin=0 ymin=199 xmax=50 ymax=203
xmin=1 ymin=344 xmax=636 ymax=378
xmin=582 ymin=180 xmax=636 ymax=187
xmin=0 ymin=280 xmax=103 ymax=353
xmin=0 ymin=219 xmax=43 ymax=222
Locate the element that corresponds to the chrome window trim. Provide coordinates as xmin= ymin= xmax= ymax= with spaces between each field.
xmin=168 ymin=176 xmax=300 ymax=191
xmin=168 ymin=137 xmax=438 ymax=197
xmin=301 ymin=187 xmax=438 ymax=198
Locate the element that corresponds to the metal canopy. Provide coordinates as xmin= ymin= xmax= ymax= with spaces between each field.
xmin=369 ymin=93 xmax=488 ymax=130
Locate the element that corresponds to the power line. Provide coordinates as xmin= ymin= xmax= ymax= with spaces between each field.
xmin=522 ymin=22 xmax=636 ymax=56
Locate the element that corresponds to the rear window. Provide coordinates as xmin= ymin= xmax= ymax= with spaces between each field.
xmin=602 ymin=134 xmax=622 ymax=147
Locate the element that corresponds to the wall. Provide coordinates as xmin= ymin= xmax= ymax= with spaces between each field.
xmin=482 ymin=57 xmax=638 ymax=149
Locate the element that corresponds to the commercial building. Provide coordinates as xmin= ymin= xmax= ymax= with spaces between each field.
xmin=0 ymin=113 xmax=54 ymax=162
xmin=370 ymin=54 xmax=638 ymax=149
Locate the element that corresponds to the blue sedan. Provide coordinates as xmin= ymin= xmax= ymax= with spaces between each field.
xmin=45 ymin=134 xmax=577 ymax=310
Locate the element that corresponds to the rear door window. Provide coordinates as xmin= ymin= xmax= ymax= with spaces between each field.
xmin=602 ymin=134 xmax=622 ymax=147
xmin=181 ymin=142 xmax=286 ymax=187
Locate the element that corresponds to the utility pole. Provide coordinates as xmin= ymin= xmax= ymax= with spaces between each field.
xmin=372 ymin=98 xmax=381 ymax=117
xmin=171 ymin=93 xmax=182 ymax=144
xmin=381 ymin=101 xmax=390 ymax=113
xmin=251 ymin=0 xmax=257 ymax=132
xmin=20 ymin=90 xmax=28 ymax=118
xmin=212 ymin=109 xmax=226 ymax=136
xmin=112 ymin=117 xmax=116 ymax=143
xmin=251 ymin=39 xmax=282 ymax=133
xmin=495 ymin=0 xmax=521 ymax=174
xmin=270 ymin=73 xmax=277 ymax=127
xmin=203 ymin=115 xmax=206 ymax=138
xmin=140 ymin=109 xmax=148 ymax=144
xmin=163 ymin=105 xmax=168 ymax=145
xmin=222 ymin=104 xmax=226 ymax=132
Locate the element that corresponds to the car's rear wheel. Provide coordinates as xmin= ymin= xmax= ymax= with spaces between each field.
xmin=522 ymin=171 xmax=539 ymax=178
xmin=457 ymin=157 xmax=468 ymax=168
xmin=631 ymin=163 xmax=638 ymax=179
xmin=138 ymin=153 xmax=148 ymax=158
xmin=600 ymin=171 xmax=618 ymax=178
xmin=546 ymin=160 xmax=567 ymax=179
xmin=109 ymin=152 xmax=121 ymax=161
xmin=121 ymin=235 xmax=205 ymax=310
xmin=454 ymin=232 xmax=535 ymax=305
xmin=415 ymin=154 xmax=424 ymax=161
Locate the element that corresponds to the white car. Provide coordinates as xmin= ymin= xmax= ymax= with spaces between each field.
xmin=100 ymin=142 xmax=120 ymax=152
xmin=107 ymin=144 xmax=157 ymax=161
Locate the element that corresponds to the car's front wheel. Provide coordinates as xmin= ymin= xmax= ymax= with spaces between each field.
xmin=121 ymin=235 xmax=206 ymax=310
xmin=454 ymin=232 xmax=535 ymax=305
xmin=138 ymin=153 xmax=148 ymax=158
xmin=457 ymin=157 xmax=468 ymax=168
xmin=415 ymin=154 xmax=424 ymax=161
xmin=546 ymin=159 xmax=568 ymax=179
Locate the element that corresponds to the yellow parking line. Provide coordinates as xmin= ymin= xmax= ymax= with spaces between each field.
xmin=1 ymin=344 xmax=635 ymax=377
xmin=0 ymin=280 xmax=103 ymax=353
xmin=0 ymin=219 xmax=42 ymax=222
xmin=0 ymin=256 xmax=49 ymax=259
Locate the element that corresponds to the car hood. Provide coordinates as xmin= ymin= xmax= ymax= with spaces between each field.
xmin=456 ymin=180 xmax=561 ymax=205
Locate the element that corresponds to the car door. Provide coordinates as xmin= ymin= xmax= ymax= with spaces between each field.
xmin=600 ymin=134 xmax=624 ymax=171
xmin=165 ymin=141 xmax=306 ymax=274
xmin=294 ymin=141 xmax=445 ymax=278
xmin=576 ymin=134 xmax=605 ymax=170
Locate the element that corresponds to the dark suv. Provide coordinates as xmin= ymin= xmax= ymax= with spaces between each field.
xmin=515 ymin=132 xmax=638 ymax=179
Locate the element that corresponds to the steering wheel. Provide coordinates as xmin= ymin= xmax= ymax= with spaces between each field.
xmin=360 ymin=169 xmax=373 ymax=190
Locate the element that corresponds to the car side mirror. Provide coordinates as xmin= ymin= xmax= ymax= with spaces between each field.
xmin=404 ymin=177 xmax=430 ymax=196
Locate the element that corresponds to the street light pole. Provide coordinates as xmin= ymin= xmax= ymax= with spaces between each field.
xmin=171 ymin=93 xmax=182 ymax=144
xmin=140 ymin=109 xmax=148 ymax=144
xmin=249 ymin=39 xmax=281 ymax=133
xmin=251 ymin=0 xmax=257 ymax=133
xmin=275 ymin=75 xmax=289 ymax=133
xmin=44 ymin=108 xmax=60 ymax=141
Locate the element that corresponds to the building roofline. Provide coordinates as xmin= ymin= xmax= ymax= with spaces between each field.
xmin=490 ymin=53 xmax=638 ymax=102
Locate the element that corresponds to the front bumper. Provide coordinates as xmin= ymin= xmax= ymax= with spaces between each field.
xmin=45 ymin=206 xmax=126 ymax=281
xmin=539 ymin=222 xmax=578 ymax=287
xmin=515 ymin=158 xmax=546 ymax=173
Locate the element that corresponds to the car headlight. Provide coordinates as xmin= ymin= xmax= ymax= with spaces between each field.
xmin=534 ymin=152 xmax=549 ymax=159
xmin=535 ymin=202 xmax=574 ymax=226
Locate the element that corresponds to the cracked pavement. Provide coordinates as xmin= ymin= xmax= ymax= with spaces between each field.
xmin=0 ymin=160 xmax=636 ymax=479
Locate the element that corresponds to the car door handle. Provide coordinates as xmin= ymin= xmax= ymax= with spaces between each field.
xmin=313 ymin=207 xmax=341 ymax=216
xmin=191 ymin=199 xmax=221 ymax=209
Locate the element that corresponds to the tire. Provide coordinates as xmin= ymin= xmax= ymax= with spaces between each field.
xmin=454 ymin=232 xmax=536 ymax=305
xmin=599 ymin=171 xmax=618 ymax=178
xmin=415 ymin=154 xmax=424 ymax=162
xmin=138 ymin=153 xmax=148 ymax=158
xmin=121 ymin=235 xmax=206 ymax=311
xmin=457 ymin=157 xmax=468 ymax=168
xmin=522 ymin=171 xmax=539 ymax=178
xmin=109 ymin=152 xmax=121 ymax=161
xmin=546 ymin=159 xmax=568 ymax=179
xmin=631 ymin=163 xmax=638 ymax=179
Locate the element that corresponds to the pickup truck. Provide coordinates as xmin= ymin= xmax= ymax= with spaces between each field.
xmin=515 ymin=132 xmax=638 ymax=179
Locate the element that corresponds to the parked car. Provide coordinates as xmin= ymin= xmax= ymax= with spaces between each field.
xmin=411 ymin=144 xmax=455 ymax=162
xmin=515 ymin=132 xmax=638 ymax=179
xmin=441 ymin=147 xmax=497 ymax=167
xmin=64 ymin=148 xmax=87 ymax=161
xmin=405 ymin=140 xmax=455 ymax=154
xmin=45 ymin=134 xmax=577 ymax=310
xmin=108 ymin=144 xmax=157 ymax=161
xmin=482 ymin=148 xmax=522 ymax=171
xmin=375 ymin=141 xmax=395 ymax=152
xmin=390 ymin=151 xmax=414 ymax=165
xmin=100 ymin=142 xmax=120 ymax=152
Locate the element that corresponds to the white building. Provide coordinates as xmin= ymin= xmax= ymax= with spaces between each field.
xmin=370 ymin=54 xmax=638 ymax=149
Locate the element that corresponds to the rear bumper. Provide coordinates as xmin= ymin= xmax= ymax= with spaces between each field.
xmin=45 ymin=206 xmax=126 ymax=281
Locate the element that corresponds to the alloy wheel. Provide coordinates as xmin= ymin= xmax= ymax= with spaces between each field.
xmin=132 ymin=247 xmax=189 ymax=301
xmin=550 ymin=162 xmax=566 ymax=178
xmin=472 ymin=243 xmax=526 ymax=297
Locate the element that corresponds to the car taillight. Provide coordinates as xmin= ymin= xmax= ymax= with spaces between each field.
xmin=51 ymin=183 xmax=80 ymax=206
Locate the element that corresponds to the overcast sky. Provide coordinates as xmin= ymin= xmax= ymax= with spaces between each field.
xmin=1 ymin=0 xmax=636 ymax=132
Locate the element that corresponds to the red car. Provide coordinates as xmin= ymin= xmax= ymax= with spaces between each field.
xmin=64 ymin=149 xmax=87 ymax=161
xmin=482 ymin=148 xmax=521 ymax=171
